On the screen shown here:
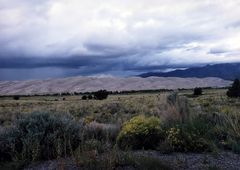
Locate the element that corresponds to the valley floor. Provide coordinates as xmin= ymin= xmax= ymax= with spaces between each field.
xmin=0 ymin=89 xmax=240 ymax=170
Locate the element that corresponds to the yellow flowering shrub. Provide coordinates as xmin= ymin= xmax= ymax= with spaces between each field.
xmin=117 ymin=115 xmax=162 ymax=150
xmin=84 ymin=116 xmax=95 ymax=124
xmin=166 ymin=125 xmax=212 ymax=152
xmin=166 ymin=127 xmax=184 ymax=150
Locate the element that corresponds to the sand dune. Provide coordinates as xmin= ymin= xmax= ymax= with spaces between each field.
xmin=0 ymin=76 xmax=231 ymax=95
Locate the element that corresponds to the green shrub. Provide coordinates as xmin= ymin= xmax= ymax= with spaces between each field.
xmin=117 ymin=115 xmax=162 ymax=150
xmin=166 ymin=118 xmax=214 ymax=153
xmin=166 ymin=127 xmax=212 ymax=152
xmin=0 ymin=112 xmax=82 ymax=162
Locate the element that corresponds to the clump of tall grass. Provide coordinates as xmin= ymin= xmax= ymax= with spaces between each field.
xmin=166 ymin=92 xmax=190 ymax=123
xmin=84 ymin=121 xmax=120 ymax=143
xmin=218 ymin=112 xmax=240 ymax=153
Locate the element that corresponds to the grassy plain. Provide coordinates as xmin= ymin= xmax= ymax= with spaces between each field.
xmin=0 ymin=92 xmax=177 ymax=126
xmin=0 ymin=89 xmax=240 ymax=169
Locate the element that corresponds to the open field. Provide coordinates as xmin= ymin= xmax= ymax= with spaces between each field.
xmin=0 ymin=89 xmax=240 ymax=169
xmin=0 ymin=92 xmax=177 ymax=127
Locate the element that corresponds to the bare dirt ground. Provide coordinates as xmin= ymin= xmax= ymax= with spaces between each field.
xmin=135 ymin=151 xmax=240 ymax=170
xmin=25 ymin=151 xmax=240 ymax=170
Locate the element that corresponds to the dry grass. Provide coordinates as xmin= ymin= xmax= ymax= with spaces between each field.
xmin=1 ymin=89 xmax=240 ymax=169
xmin=180 ymin=89 xmax=240 ymax=153
xmin=0 ymin=92 xmax=181 ymax=127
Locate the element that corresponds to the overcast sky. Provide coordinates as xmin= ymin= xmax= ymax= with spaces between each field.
xmin=1 ymin=0 xmax=240 ymax=80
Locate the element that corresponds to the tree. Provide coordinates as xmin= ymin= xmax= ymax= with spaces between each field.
xmin=87 ymin=95 xmax=93 ymax=100
xmin=81 ymin=95 xmax=87 ymax=100
xmin=13 ymin=95 xmax=20 ymax=100
xmin=93 ymin=90 xmax=109 ymax=100
xmin=227 ymin=79 xmax=240 ymax=98
xmin=193 ymin=88 xmax=202 ymax=96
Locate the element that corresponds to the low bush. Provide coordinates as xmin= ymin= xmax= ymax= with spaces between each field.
xmin=93 ymin=90 xmax=109 ymax=100
xmin=0 ymin=112 xmax=82 ymax=162
xmin=82 ymin=95 xmax=87 ymax=100
xmin=88 ymin=95 xmax=93 ymax=100
xmin=166 ymin=127 xmax=211 ymax=152
xmin=193 ymin=88 xmax=202 ymax=96
xmin=166 ymin=116 xmax=215 ymax=152
xmin=117 ymin=115 xmax=163 ymax=150
xmin=13 ymin=96 xmax=20 ymax=100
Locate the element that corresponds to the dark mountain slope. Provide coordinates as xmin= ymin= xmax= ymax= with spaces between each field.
xmin=139 ymin=63 xmax=240 ymax=80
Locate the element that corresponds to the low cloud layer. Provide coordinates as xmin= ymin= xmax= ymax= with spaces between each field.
xmin=1 ymin=0 xmax=240 ymax=80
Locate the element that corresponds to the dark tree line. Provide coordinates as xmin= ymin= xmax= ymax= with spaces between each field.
xmin=82 ymin=90 xmax=109 ymax=100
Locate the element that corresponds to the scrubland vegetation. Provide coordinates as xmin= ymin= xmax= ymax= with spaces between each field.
xmin=0 ymin=86 xmax=240 ymax=169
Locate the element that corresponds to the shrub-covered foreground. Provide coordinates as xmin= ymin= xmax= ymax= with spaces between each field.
xmin=1 ymin=90 xmax=240 ymax=169
xmin=0 ymin=113 xmax=171 ymax=169
xmin=116 ymin=110 xmax=240 ymax=154
xmin=1 ymin=111 xmax=240 ymax=168
xmin=116 ymin=114 xmax=216 ymax=153
xmin=0 ymin=113 xmax=81 ymax=162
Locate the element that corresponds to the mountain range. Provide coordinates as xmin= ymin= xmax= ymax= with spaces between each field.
xmin=0 ymin=62 xmax=238 ymax=95
xmin=139 ymin=63 xmax=240 ymax=80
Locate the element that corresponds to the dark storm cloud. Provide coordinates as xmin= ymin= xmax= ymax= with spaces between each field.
xmin=0 ymin=56 xmax=103 ymax=69
xmin=0 ymin=52 xmax=137 ymax=75
xmin=1 ymin=0 xmax=240 ymax=80
xmin=208 ymin=48 xmax=229 ymax=54
xmin=123 ymin=64 xmax=187 ymax=72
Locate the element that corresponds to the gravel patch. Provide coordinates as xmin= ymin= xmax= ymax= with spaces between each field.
xmin=25 ymin=151 xmax=240 ymax=170
xmin=135 ymin=151 xmax=240 ymax=170
xmin=25 ymin=158 xmax=78 ymax=170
